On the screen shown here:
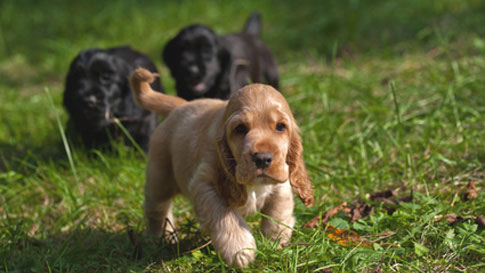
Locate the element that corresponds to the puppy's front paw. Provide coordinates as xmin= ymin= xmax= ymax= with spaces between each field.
xmin=213 ymin=228 xmax=256 ymax=268
xmin=231 ymin=247 xmax=256 ymax=268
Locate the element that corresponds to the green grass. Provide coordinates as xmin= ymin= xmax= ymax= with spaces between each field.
xmin=1 ymin=0 xmax=484 ymax=272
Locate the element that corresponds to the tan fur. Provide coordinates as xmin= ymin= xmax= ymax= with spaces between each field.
xmin=287 ymin=127 xmax=315 ymax=207
xmin=130 ymin=68 xmax=187 ymax=116
xmin=130 ymin=68 xmax=314 ymax=267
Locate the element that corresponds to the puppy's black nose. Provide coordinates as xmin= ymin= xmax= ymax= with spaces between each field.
xmin=252 ymin=152 xmax=273 ymax=169
xmin=189 ymin=65 xmax=199 ymax=75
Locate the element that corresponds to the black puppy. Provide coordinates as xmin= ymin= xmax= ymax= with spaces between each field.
xmin=163 ymin=12 xmax=279 ymax=100
xmin=63 ymin=46 xmax=163 ymax=152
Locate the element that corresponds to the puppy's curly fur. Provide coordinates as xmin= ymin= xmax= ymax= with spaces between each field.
xmin=64 ymin=46 xmax=163 ymax=151
xmin=131 ymin=68 xmax=313 ymax=267
xmin=163 ymin=12 xmax=279 ymax=100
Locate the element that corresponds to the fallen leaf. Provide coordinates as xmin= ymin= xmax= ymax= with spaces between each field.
xmin=349 ymin=201 xmax=374 ymax=222
xmin=371 ymin=197 xmax=398 ymax=215
xmin=325 ymin=224 xmax=373 ymax=248
xmin=441 ymin=214 xmax=485 ymax=230
xmin=303 ymin=202 xmax=347 ymax=228
xmin=370 ymin=189 xmax=413 ymax=215
xmin=28 ymin=223 xmax=38 ymax=237
xmin=305 ymin=189 xmax=412 ymax=226
xmin=370 ymin=190 xmax=396 ymax=199
xmin=371 ymin=197 xmax=398 ymax=205
xmin=444 ymin=214 xmax=465 ymax=225
xmin=303 ymin=215 xmax=320 ymax=228
xmin=462 ymin=181 xmax=477 ymax=201
xmin=327 ymin=202 xmax=348 ymax=218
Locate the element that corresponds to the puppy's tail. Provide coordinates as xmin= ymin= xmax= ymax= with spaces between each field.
xmin=242 ymin=12 xmax=262 ymax=36
xmin=130 ymin=68 xmax=187 ymax=117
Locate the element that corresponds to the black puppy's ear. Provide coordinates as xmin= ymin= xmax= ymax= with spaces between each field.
xmin=112 ymin=56 xmax=132 ymax=78
xmin=242 ymin=12 xmax=262 ymax=36
xmin=162 ymin=37 xmax=177 ymax=70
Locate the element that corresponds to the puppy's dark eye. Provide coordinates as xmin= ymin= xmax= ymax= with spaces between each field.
xmin=235 ymin=124 xmax=248 ymax=134
xmin=276 ymin=123 xmax=286 ymax=132
xmin=201 ymin=47 xmax=212 ymax=60
xmin=98 ymin=73 xmax=113 ymax=84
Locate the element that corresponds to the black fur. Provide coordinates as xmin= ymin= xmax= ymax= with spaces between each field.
xmin=63 ymin=46 xmax=163 ymax=152
xmin=163 ymin=12 xmax=279 ymax=100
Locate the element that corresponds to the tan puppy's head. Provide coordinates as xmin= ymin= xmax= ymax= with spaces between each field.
xmin=216 ymin=84 xmax=314 ymax=208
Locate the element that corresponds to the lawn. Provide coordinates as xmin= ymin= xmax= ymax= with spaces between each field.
xmin=1 ymin=0 xmax=484 ymax=272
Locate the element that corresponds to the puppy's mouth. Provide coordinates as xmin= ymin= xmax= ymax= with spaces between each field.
xmin=191 ymin=82 xmax=206 ymax=93
xmin=248 ymin=169 xmax=288 ymax=184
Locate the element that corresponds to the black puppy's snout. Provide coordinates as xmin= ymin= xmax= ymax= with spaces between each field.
xmin=189 ymin=65 xmax=200 ymax=75
xmin=86 ymin=95 xmax=98 ymax=108
xmin=252 ymin=152 xmax=273 ymax=169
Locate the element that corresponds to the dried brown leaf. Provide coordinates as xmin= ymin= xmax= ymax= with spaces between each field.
xmin=445 ymin=214 xmax=465 ymax=225
xmin=370 ymin=189 xmax=396 ymax=200
xmin=349 ymin=201 xmax=374 ymax=222
xmin=303 ymin=215 xmax=321 ymax=228
xmin=462 ymin=181 xmax=477 ymax=201
xmin=326 ymin=202 xmax=347 ymax=219
xmin=326 ymin=224 xmax=373 ymax=248
xmin=28 ymin=223 xmax=38 ymax=237
xmin=303 ymin=202 xmax=347 ymax=228
xmin=372 ymin=197 xmax=398 ymax=205
xmin=307 ymin=188 xmax=413 ymax=227
xmin=371 ymin=197 xmax=398 ymax=215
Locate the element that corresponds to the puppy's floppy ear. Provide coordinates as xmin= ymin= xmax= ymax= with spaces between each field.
xmin=162 ymin=37 xmax=177 ymax=70
xmin=287 ymin=123 xmax=314 ymax=207
xmin=215 ymin=125 xmax=248 ymax=208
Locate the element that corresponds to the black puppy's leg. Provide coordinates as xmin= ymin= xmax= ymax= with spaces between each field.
xmin=264 ymin=65 xmax=279 ymax=90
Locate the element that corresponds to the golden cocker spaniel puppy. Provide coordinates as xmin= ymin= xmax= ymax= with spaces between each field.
xmin=130 ymin=68 xmax=314 ymax=267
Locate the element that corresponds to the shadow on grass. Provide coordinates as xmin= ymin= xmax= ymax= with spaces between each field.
xmin=0 ymin=124 xmax=145 ymax=175
xmin=0 ymin=141 xmax=67 ymax=172
xmin=1 ymin=223 xmax=211 ymax=272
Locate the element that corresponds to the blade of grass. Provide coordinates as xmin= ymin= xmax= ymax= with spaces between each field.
xmin=447 ymin=86 xmax=462 ymax=129
xmin=112 ymin=118 xmax=147 ymax=160
xmin=389 ymin=81 xmax=402 ymax=127
xmin=44 ymin=87 xmax=78 ymax=182
xmin=0 ymin=19 xmax=6 ymax=58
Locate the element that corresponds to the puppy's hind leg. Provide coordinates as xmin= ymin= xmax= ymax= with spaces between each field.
xmin=144 ymin=158 xmax=179 ymax=242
